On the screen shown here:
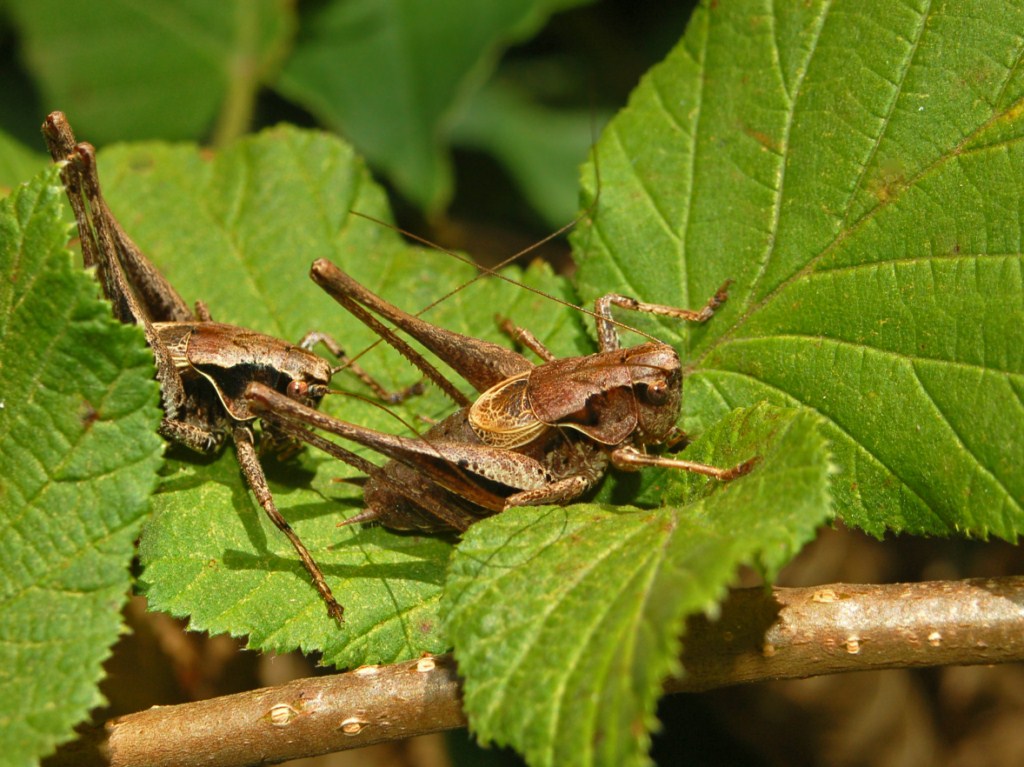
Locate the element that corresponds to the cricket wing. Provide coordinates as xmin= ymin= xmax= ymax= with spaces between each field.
xmin=468 ymin=372 xmax=549 ymax=449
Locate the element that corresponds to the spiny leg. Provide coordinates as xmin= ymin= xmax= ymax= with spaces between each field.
xmin=300 ymin=330 xmax=426 ymax=404
xmin=611 ymin=445 xmax=759 ymax=481
xmin=594 ymin=280 xmax=732 ymax=352
xmin=495 ymin=316 xmax=556 ymax=362
xmin=69 ymin=143 xmax=193 ymax=417
xmin=42 ymin=113 xmax=102 ymax=272
xmin=311 ymin=259 xmax=531 ymax=396
xmin=159 ymin=419 xmax=225 ymax=454
xmin=68 ymin=138 xmax=193 ymax=324
xmin=194 ymin=300 xmax=214 ymax=322
xmin=233 ymin=424 xmax=345 ymax=625
xmin=263 ymin=412 xmax=475 ymax=533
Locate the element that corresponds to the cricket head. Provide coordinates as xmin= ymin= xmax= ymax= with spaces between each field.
xmin=278 ymin=348 xmax=334 ymax=409
xmin=252 ymin=347 xmax=333 ymax=459
xmin=184 ymin=325 xmax=334 ymax=423
xmin=624 ymin=341 xmax=683 ymax=445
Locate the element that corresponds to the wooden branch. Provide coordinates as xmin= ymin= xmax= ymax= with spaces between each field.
xmin=669 ymin=575 xmax=1024 ymax=692
xmin=57 ymin=577 xmax=1024 ymax=767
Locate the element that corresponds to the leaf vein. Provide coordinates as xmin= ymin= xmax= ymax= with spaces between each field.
xmin=547 ymin=520 xmax=672 ymax=766
xmin=842 ymin=0 xmax=930 ymax=228
xmin=711 ymin=62 xmax=1024 ymax=365
xmin=476 ymin=516 xmax=653 ymax=726
xmin=721 ymin=332 xmax=1023 ymax=376
xmin=989 ymin=19 xmax=1024 ymax=110
xmin=698 ymin=367 xmax=943 ymax=524
xmin=745 ymin=0 xmax=831 ymax=310
xmin=910 ymin=361 xmax=1022 ymax=515
xmin=679 ymin=7 xmax=708 ymax=304
xmin=812 ymin=251 xmax=1020 ymax=275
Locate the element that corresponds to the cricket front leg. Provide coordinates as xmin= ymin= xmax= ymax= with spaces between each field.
xmin=300 ymin=331 xmax=425 ymax=404
xmin=593 ymin=281 xmax=732 ymax=352
xmin=503 ymin=472 xmax=601 ymax=508
xmin=495 ymin=316 xmax=556 ymax=362
xmin=159 ymin=419 xmax=226 ymax=454
xmin=233 ymin=425 xmax=345 ymax=625
xmin=504 ymin=445 xmax=609 ymax=507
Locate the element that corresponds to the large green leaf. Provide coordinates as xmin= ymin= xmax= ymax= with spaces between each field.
xmin=0 ymin=169 xmax=163 ymax=765
xmin=443 ymin=404 xmax=833 ymax=767
xmin=4 ymin=0 xmax=293 ymax=143
xmin=0 ymin=128 xmax=45 ymax=193
xmin=574 ymin=0 xmax=1024 ymax=539
xmin=277 ymin=0 xmax=593 ymax=213
xmin=89 ymin=127 xmax=583 ymax=667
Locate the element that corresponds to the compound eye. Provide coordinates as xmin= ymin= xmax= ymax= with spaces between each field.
xmin=286 ymin=379 xmax=309 ymax=400
xmin=643 ymin=380 xmax=670 ymax=406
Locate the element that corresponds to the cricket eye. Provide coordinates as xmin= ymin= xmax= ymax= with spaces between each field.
xmin=286 ymin=380 xmax=309 ymax=399
xmin=642 ymin=380 xmax=670 ymax=406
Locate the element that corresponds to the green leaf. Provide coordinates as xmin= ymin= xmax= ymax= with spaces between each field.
xmin=573 ymin=0 xmax=1024 ymax=539
xmin=451 ymin=79 xmax=607 ymax=228
xmin=0 ymin=169 xmax=163 ymax=765
xmin=90 ymin=126 xmax=582 ymax=666
xmin=277 ymin=0 xmax=594 ymax=213
xmin=442 ymin=404 xmax=832 ymax=767
xmin=0 ymin=128 xmax=45 ymax=194
xmin=4 ymin=0 xmax=294 ymax=144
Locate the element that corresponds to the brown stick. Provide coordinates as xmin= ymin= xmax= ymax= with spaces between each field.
xmin=669 ymin=575 xmax=1024 ymax=692
xmin=56 ymin=577 xmax=1024 ymax=767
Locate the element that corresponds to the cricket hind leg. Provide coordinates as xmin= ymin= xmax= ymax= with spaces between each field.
xmin=51 ymin=129 xmax=194 ymax=419
xmin=44 ymin=112 xmax=192 ymax=325
xmin=310 ymin=259 xmax=533 ymax=396
xmin=264 ymin=412 xmax=478 ymax=533
xmin=42 ymin=113 xmax=103 ymax=273
xmin=233 ymin=425 xmax=345 ymax=625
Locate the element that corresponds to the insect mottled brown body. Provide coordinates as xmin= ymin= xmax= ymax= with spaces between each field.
xmin=42 ymin=111 xmax=346 ymax=624
xmin=468 ymin=341 xmax=682 ymax=449
xmin=154 ymin=321 xmax=335 ymax=424
xmin=246 ymin=258 xmax=757 ymax=542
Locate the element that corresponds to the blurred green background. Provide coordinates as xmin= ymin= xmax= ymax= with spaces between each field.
xmin=0 ymin=0 xmax=697 ymax=241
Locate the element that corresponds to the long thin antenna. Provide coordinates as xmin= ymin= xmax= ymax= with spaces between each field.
xmin=341 ymin=136 xmax=665 ymax=373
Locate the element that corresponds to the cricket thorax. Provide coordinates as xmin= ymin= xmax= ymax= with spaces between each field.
xmin=621 ymin=342 xmax=683 ymax=445
xmin=154 ymin=322 xmax=332 ymax=422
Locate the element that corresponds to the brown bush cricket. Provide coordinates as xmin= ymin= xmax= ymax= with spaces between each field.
xmin=40 ymin=112 xmax=402 ymax=625
xmin=246 ymin=256 xmax=758 ymax=540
